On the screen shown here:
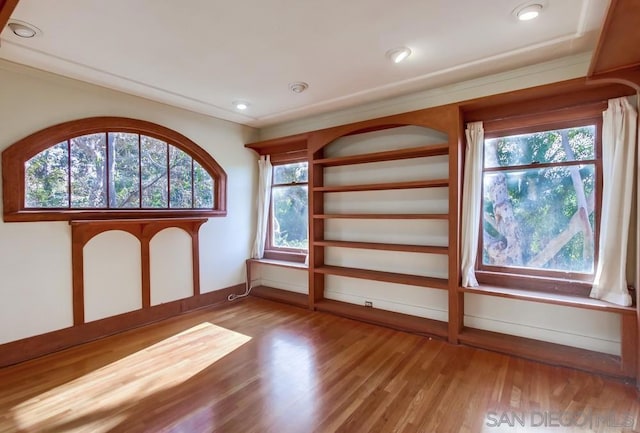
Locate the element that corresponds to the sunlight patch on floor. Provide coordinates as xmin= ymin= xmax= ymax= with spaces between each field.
xmin=11 ymin=322 xmax=251 ymax=433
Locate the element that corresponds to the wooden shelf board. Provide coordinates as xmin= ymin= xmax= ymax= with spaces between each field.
xmin=314 ymin=299 xmax=448 ymax=338
xmin=250 ymin=286 xmax=309 ymax=309
xmin=313 ymin=144 xmax=449 ymax=167
xmin=458 ymin=327 xmax=626 ymax=379
xmin=313 ymin=179 xmax=448 ymax=193
xmin=314 ymin=265 xmax=448 ymax=290
xmin=313 ymin=213 xmax=449 ymax=220
xmin=460 ymin=285 xmax=636 ymax=315
xmin=315 ymin=240 xmax=448 ymax=254
xmin=247 ymin=258 xmax=308 ymax=270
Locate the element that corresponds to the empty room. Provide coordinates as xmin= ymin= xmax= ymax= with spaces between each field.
xmin=0 ymin=0 xmax=639 ymax=432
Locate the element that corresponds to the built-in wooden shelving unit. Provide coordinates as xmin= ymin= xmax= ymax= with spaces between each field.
xmin=310 ymin=121 xmax=453 ymax=316
xmin=304 ymin=105 xmax=462 ymax=341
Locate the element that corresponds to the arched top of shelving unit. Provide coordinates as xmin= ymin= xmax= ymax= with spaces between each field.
xmin=308 ymin=104 xmax=460 ymax=155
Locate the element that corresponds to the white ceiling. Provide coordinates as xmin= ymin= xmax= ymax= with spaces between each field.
xmin=0 ymin=0 xmax=608 ymax=128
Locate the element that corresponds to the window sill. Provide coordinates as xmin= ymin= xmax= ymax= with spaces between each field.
xmin=263 ymin=249 xmax=307 ymax=264
xmin=4 ymin=209 xmax=226 ymax=223
xmin=247 ymin=258 xmax=308 ymax=270
xmin=475 ymin=270 xmax=593 ymax=297
xmin=459 ymin=284 xmax=636 ymax=315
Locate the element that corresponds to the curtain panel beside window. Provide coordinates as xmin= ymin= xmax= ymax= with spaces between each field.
xmin=250 ymin=155 xmax=273 ymax=259
xmin=590 ymin=97 xmax=638 ymax=306
xmin=460 ymin=121 xmax=484 ymax=287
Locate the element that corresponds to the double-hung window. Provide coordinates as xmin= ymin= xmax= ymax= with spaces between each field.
xmin=477 ymin=115 xmax=602 ymax=295
xmin=264 ymin=161 xmax=309 ymax=261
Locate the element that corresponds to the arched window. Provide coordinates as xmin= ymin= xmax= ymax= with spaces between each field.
xmin=2 ymin=117 xmax=227 ymax=221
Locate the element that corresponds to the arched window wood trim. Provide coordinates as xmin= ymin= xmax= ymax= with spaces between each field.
xmin=2 ymin=117 xmax=227 ymax=222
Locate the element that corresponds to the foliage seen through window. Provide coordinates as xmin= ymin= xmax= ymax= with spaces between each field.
xmin=25 ymin=133 xmax=214 ymax=209
xmin=482 ymin=125 xmax=597 ymax=275
xmin=271 ymin=162 xmax=308 ymax=250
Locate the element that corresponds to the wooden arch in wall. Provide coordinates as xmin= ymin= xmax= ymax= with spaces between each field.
xmin=307 ymin=104 xmax=460 ymax=155
xmin=70 ymin=218 xmax=207 ymax=325
xmin=2 ymin=117 xmax=227 ymax=221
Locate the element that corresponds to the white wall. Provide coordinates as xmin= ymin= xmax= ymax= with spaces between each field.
xmin=84 ymin=231 xmax=142 ymax=322
xmin=464 ymin=294 xmax=620 ymax=355
xmin=0 ymin=222 xmax=72 ymax=342
xmin=254 ymin=264 xmax=308 ymax=295
xmin=150 ymin=228 xmax=193 ymax=306
xmin=0 ymin=60 xmax=257 ymax=344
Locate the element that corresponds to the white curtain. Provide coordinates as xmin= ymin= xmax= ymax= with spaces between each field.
xmin=460 ymin=122 xmax=484 ymax=287
xmin=250 ymin=155 xmax=273 ymax=259
xmin=590 ymin=97 xmax=637 ymax=306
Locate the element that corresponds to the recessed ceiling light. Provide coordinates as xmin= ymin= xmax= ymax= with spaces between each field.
xmin=386 ymin=47 xmax=412 ymax=64
xmin=233 ymin=101 xmax=249 ymax=110
xmin=289 ymin=82 xmax=309 ymax=94
xmin=7 ymin=20 xmax=41 ymax=38
xmin=514 ymin=3 xmax=543 ymax=21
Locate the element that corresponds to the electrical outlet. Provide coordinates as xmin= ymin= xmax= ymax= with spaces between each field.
xmin=364 ymin=301 xmax=373 ymax=308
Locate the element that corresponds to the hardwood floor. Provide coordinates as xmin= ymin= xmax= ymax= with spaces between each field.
xmin=0 ymin=297 xmax=638 ymax=433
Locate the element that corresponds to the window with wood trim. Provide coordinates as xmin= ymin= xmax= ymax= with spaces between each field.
xmin=2 ymin=117 xmax=227 ymax=221
xmin=264 ymin=160 xmax=308 ymax=261
xmin=477 ymin=111 xmax=602 ymax=295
